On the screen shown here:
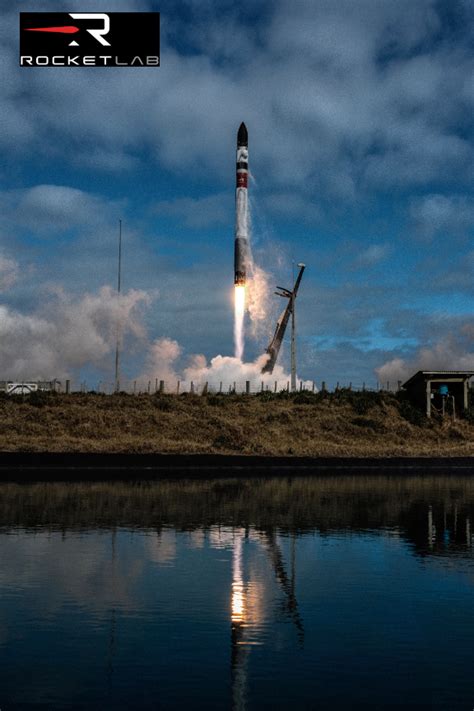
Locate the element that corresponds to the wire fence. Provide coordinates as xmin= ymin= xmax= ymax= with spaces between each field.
xmin=0 ymin=378 xmax=406 ymax=395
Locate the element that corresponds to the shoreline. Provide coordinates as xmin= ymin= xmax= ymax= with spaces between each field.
xmin=1 ymin=452 xmax=473 ymax=480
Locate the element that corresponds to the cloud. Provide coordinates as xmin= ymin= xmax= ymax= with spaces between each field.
xmin=355 ymin=243 xmax=390 ymax=267
xmin=0 ymin=0 xmax=472 ymax=390
xmin=1 ymin=0 xmax=471 ymax=196
xmin=375 ymin=323 xmax=474 ymax=384
xmin=0 ymin=286 xmax=150 ymax=380
xmin=262 ymin=193 xmax=322 ymax=224
xmin=0 ymin=254 xmax=19 ymax=291
xmin=0 ymin=184 xmax=125 ymax=236
xmin=410 ymin=194 xmax=474 ymax=241
xmin=152 ymin=193 xmax=232 ymax=229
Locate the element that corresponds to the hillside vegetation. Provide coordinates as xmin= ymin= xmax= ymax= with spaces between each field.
xmin=0 ymin=389 xmax=473 ymax=456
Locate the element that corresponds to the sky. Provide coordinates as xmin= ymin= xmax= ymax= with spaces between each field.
xmin=0 ymin=0 xmax=473 ymax=389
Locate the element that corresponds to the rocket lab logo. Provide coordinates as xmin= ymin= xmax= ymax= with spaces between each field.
xmin=20 ymin=12 xmax=160 ymax=67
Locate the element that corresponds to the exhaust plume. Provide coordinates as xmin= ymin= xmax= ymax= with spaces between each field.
xmin=0 ymin=286 xmax=150 ymax=380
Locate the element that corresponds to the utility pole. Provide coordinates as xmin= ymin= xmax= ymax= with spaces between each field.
xmin=290 ymin=290 xmax=296 ymax=391
xmin=114 ymin=219 xmax=122 ymax=392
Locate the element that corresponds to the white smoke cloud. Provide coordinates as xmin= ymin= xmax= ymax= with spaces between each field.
xmin=0 ymin=275 xmax=312 ymax=389
xmin=0 ymin=286 xmax=150 ymax=380
xmin=141 ymin=337 xmax=182 ymax=384
xmin=375 ymin=324 xmax=474 ymax=385
xmin=138 ymin=337 xmax=314 ymax=393
xmin=184 ymin=352 xmax=314 ymax=392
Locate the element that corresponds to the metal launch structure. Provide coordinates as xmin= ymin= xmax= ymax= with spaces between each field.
xmin=261 ymin=264 xmax=305 ymax=387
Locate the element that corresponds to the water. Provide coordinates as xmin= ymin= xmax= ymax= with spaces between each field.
xmin=1 ymin=476 xmax=474 ymax=710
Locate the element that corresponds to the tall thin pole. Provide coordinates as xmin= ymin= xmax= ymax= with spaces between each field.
xmin=114 ymin=219 xmax=122 ymax=392
xmin=290 ymin=291 xmax=296 ymax=392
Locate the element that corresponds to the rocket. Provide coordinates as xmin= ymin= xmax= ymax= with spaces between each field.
xmin=234 ymin=122 xmax=249 ymax=286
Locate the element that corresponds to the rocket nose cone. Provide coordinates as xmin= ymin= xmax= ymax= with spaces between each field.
xmin=237 ymin=122 xmax=248 ymax=147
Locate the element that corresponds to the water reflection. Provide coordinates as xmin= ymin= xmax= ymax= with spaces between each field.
xmin=230 ymin=528 xmax=304 ymax=710
xmin=231 ymin=530 xmax=248 ymax=711
xmin=1 ymin=476 xmax=474 ymax=710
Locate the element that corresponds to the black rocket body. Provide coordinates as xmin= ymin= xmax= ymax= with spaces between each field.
xmin=234 ymin=122 xmax=249 ymax=286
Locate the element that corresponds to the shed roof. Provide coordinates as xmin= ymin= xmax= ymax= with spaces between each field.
xmin=403 ymin=370 xmax=474 ymax=389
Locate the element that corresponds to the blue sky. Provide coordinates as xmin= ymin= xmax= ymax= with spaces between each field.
xmin=0 ymin=0 xmax=473 ymax=388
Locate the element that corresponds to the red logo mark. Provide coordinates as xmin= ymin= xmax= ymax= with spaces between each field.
xmin=25 ymin=26 xmax=80 ymax=34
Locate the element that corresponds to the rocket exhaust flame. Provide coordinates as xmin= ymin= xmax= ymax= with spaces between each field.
xmin=234 ymin=285 xmax=245 ymax=360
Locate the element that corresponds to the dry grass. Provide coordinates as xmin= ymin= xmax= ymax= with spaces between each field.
xmin=0 ymin=389 xmax=473 ymax=456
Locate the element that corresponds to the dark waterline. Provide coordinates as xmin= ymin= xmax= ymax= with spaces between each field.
xmin=1 ymin=476 xmax=474 ymax=709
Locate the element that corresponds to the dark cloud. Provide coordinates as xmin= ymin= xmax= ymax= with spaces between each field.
xmin=0 ymin=0 xmax=472 ymax=385
xmin=1 ymin=0 xmax=471 ymax=194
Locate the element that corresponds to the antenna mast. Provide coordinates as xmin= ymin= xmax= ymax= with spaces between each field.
xmin=114 ymin=219 xmax=122 ymax=392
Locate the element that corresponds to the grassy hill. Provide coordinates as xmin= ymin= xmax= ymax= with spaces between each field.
xmin=0 ymin=389 xmax=473 ymax=456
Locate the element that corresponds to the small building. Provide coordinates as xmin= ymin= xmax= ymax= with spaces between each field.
xmin=402 ymin=370 xmax=474 ymax=418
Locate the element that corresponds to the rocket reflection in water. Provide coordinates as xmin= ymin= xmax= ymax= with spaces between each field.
xmin=231 ymin=530 xmax=250 ymax=711
xmin=230 ymin=527 xmax=304 ymax=711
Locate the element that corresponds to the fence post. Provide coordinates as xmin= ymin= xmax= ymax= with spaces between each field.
xmin=274 ymin=381 xmax=277 ymax=393
xmin=349 ymin=382 xmax=352 ymax=391
xmin=202 ymin=382 xmax=208 ymax=395
xmin=159 ymin=380 xmax=164 ymax=393
xmin=300 ymin=381 xmax=303 ymax=391
xmin=261 ymin=381 xmax=264 ymax=392
xmin=312 ymin=381 xmax=315 ymax=392
xmin=287 ymin=381 xmax=290 ymax=392
xmin=246 ymin=381 xmax=250 ymax=394
xmin=233 ymin=381 xmax=236 ymax=393
xmin=177 ymin=380 xmax=180 ymax=394
xmin=148 ymin=380 xmax=151 ymax=394
xmin=219 ymin=381 xmax=223 ymax=393
xmin=155 ymin=378 xmax=158 ymax=393
xmin=336 ymin=381 xmax=339 ymax=392
xmin=190 ymin=381 xmax=194 ymax=394
xmin=65 ymin=379 xmax=70 ymax=394
xmin=362 ymin=382 xmax=365 ymax=391
xmin=322 ymin=381 xmax=326 ymax=392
